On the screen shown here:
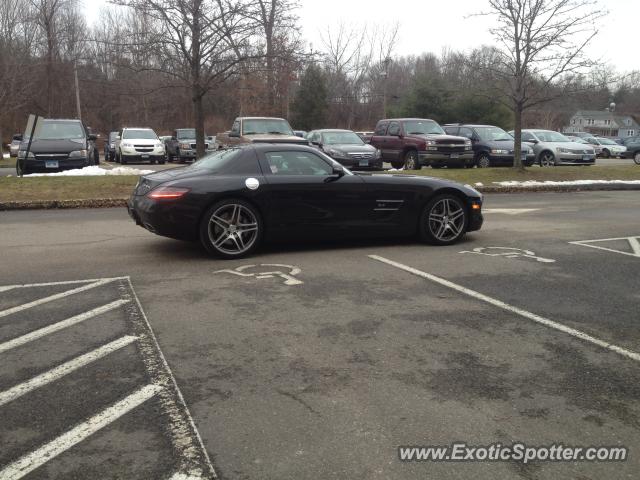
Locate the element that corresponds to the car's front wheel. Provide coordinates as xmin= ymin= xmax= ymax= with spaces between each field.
xmin=200 ymin=199 xmax=262 ymax=258
xmin=419 ymin=194 xmax=467 ymax=245
xmin=404 ymin=150 xmax=421 ymax=170
xmin=634 ymin=152 xmax=640 ymax=165
xmin=539 ymin=151 xmax=556 ymax=167
xmin=477 ymin=153 xmax=491 ymax=168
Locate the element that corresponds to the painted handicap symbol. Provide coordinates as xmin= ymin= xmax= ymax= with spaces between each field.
xmin=459 ymin=246 xmax=556 ymax=263
xmin=214 ymin=264 xmax=304 ymax=286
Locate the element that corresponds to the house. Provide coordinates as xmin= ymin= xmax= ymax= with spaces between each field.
xmin=563 ymin=110 xmax=640 ymax=138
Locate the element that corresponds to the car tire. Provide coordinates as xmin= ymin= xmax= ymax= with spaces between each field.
xmin=419 ymin=194 xmax=468 ymax=246
xmin=121 ymin=154 xmax=127 ymax=165
xmin=403 ymin=150 xmax=421 ymax=170
xmin=539 ymin=151 xmax=556 ymax=167
xmin=16 ymin=160 xmax=30 ymax=176
xmin=200 ymin=199 xmax=263 ymax=259
xmin=634 ymin=152 xmax=640 ymax=165
xmin=476 ymin=153 xmax=490 ymax=168
xmin=602 ymin=149 xmax=610 ymax=159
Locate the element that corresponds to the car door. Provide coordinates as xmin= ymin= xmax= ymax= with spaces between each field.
xmin=385 ymin=121 xmax=403 ymax=163
xmin=370 ymin=121 xmax=390 ymax=160
xmin=258 ymin=148 xmax=372 ymax=239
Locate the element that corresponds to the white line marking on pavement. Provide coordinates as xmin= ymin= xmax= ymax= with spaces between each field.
xmin=0 ymin=384 xmax=162 ymax=480
xmin=569 ymin=235 xmax=640 ymax=258
xmin=123 ymin=278 xmax=218 ymax=479
xmin=0 ymin=279 xmax=119 ymax=319
xmin=369 ymin=255 xmax=640 ymax=363
xmin=0 ymin=336 xmax=138 ymax=407
xmin=0 ymin=299 xmax=129 ymax=354
xmin=0 ymin=277 xmax=129 ymax=294
xmin=483 ymin=208 xmax=540 ymax=215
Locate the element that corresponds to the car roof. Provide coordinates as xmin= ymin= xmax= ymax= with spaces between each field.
xmin=42 ymin=118 xmax=82 ymax=123
xmin=445 ymin=124 xmax=500 ymax=128
xmin=240 ymin=117 xmax=287 ymax=121
xmin=378 ymin=118 xmax=437 ymax=122
xmin=315 ymin=129 xmax=354 ymax=133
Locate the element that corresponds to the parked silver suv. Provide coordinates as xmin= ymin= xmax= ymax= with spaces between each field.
xmin=511 ymin=129 xmax=596 ymax=166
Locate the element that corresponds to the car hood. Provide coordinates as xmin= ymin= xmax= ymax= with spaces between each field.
xmin=122 ymin=139 xmax=158 ymax=145
xmin=324 ymin=144 xmax=377 ymax=153
xmin=21 ymin=138 xmax=86 ymax=153
xmin=247 ymin=134 xmax=309 ymax=145
xmin=359 ymin=173 xmax=481 ymax=198
xmin=407 ymin=133 xmax=467 ymax=142
xmin=538 ymin=141 xmax=593 ymax=150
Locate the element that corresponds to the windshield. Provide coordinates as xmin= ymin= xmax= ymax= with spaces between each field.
xmin=322 ymin=131 xmax=365 ymax=145
xmin=243 ymin=119 xmax=293 ymax=135
xmin=177 ymin=129 xmax=196 ymax=139
xmin=34 ymin=121 xmax=85 ymax=140
xmin=599 ymin=138 xmax=616 ymax=145
xmin=402 ymin=120 xmax=445 ymax=135
xmin=535 ymin=131 xmax=569 ymax=143
xmin=191 ymin=148 xmax=241 ymax=171
xmin=475 ymin=126 xmax=513 ymax=142
xmin=123 ymin=129 xmax=157 ymax=140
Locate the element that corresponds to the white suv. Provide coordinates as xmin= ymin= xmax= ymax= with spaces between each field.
xmin=115 ymin=128 xmax=166 ymax=165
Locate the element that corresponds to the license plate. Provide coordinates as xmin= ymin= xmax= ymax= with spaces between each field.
xmin=450 ymin=153 xmax=459 ymax=159
xmin=45 ymin=160 xmax=58 ymax=168
xmin=359 ymin=160 xmax=369 ymax=166
xmin=141 ymin=154 xmax=149 ymax=159
xmin=583 ymin=155 xmax=593 ymax=161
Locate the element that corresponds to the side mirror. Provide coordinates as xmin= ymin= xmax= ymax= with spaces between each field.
xmin=531 ymin=139 xmax=539 ymax=144
xmin=332 ymin=164 xmax=345 ymax=176
xmin=311 ymin=141 xmax=322 ymax=147
xmin=88 ymin=134 xmax=97 ymax=141
xmin=229 ymin=131 xmax=240 ymax=138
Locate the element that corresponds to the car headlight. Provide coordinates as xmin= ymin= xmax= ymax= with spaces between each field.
xmin=425 ymin=140 xmax=436 ymax=146
xmin=69 ymin=150 xmax=87 ymax=158
xmin=180 ymin=142 xmax=191 ymax=149
xmin=122 ymin=142 xmax=133 ymax=148
xmin=18 ymin=150 xmax=35 ymax=159
xmin=155 ymin=143 xmax=163 ymax=148
xmin=109 ymin=143 xmax=115 ymax=148
xmin=557 ymin=147 xmax=571 ymax=153
xmin=491 ymin=149 xmax=509 ymax=154
xmin=375 ymin=149 xmax=382 ymax=159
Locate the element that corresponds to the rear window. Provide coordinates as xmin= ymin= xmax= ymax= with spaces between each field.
xmin=191 ymin=148 xmax=260 ymax=175
xmin=374 ymin=122 xmax=388 ymax=135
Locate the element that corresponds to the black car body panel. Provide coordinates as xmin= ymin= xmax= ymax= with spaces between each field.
xmin=128 ymin=144 xmax=483 ymax=246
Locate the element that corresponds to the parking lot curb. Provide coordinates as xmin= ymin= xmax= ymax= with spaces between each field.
xmin=0 ymin=198 xmax=127 ymax=211
xmin=1 ymin=183 xmax=639 ymax=211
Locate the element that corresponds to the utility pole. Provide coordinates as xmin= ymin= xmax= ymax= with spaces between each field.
xmin=74 ymin=59 xmax=82 ymax=120
xmin=382 ymin=57 xmax=391 ymax=117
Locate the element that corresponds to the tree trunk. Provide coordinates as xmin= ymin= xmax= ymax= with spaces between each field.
xmin=513 ymin=103 xmax=525 ymax=172
xmin=193 ymin=86 xmax=205 ymax=159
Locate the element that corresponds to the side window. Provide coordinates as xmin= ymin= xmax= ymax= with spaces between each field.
xmin=231 ymin=121 xmax=240 ymax=134
xmin=521 ymin=131 xmax=535 ymax=142
xmin=458 ymin=127 xmax=474 ymax=139
xmin=387 ymin=122 xmax=400 ymax=136
xmin=312 ymin=132 xmax=321 ymax=144
xmin=444 ymin=127 xmax=459 ymax=135
xmin=374 ymin=122 xmax=388 ymax=136
xmin=265 ymin=151 xmax=333 ymax=176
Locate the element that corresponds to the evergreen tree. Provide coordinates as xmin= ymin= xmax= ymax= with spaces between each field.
xmin=291 ymin=64 xmax=328 ymax=131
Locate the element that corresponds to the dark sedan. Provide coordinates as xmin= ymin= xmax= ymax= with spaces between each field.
xmin=127 ymin=144 xmax=483 ymax=258
xmin=307 ymin=129 xmax=383 ymax=170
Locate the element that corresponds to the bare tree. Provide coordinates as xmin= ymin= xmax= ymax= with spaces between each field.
xmin=113 ymin=0 xmax=255 ymax=158
xmin=478 ymin=0 xmax=605 ymax=170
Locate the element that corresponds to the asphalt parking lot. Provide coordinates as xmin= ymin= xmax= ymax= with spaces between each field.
xmin=1 ymin=191 xmax=639 ymax=479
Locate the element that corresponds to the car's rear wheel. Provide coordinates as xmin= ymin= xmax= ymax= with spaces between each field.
xmin=403 ymin=150 xmax=420 ymax=170
xmin=200 ymin=199 xmax=262 ymax=258
xmin=602 ymin=148 xmax=610 ymax=159
xmin=634 ymin=152 xmax=640 ymax=165
xmin=477 ymin=153 xmax=491 ymax=168
xmin=419 ymin=194 xmax=467 ymax=245
xmin=539 ymin=151 xmax=556 ymax=167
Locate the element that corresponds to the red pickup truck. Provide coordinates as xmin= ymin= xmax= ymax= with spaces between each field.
xmin=369 ymin=118 xmax=474 ymax=169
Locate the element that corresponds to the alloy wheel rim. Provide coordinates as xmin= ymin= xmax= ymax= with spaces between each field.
xmin=406 ymin=153 xmax=416 ymax=169
xmin=428 ymin=198 xmax=465 ymax=241
xmin=479 ymin=156 xmax=490 ymax=168
xmin=208 ymin=204 xmax=258 ymax=255
xmin=635 ymin=153 xmax=640 ymax=165
xmin=541 ymin=154 xmax=554 ymax=167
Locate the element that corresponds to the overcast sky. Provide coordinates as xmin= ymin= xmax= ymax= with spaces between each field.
xmin=83 ymin=0 xmax=639 ymax=72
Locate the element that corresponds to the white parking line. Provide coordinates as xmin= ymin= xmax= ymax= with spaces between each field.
xmin=0 ymin=277 xmax=129 ymax=294
xmin=0 ymin=299 xmax=129 ymax=354
xmin=0 ymin=336 xmax=138 ymax=407
xmin=0 ymin=384 xmax=162 ymax=480
xmin=369 ymin=255 xmax=640 ymax=363
xmin=0 ymin=279 xmax=119 ymax=319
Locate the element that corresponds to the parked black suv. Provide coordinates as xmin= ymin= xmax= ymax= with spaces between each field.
xmin=307 ymin=129 xmax=383 ymax=170
xmin=165 ymin=128 xmax=214 ymax=163
xmin=443 ymin=124 xmax=536 ymax=167
xmin=17 ymin=119 xmax=98 ymax=175
xmin=104 ymin=131 xmax=119 ymax=162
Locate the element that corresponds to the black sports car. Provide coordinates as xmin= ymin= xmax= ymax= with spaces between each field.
xmin=127 ymin=144 xmax=483 ymax=258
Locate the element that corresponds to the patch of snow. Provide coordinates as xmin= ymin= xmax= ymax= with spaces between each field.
xmin=24 ymin=166 xmax=154 ymax=177
xmin=387 ymin=167 xmax=405 ymax=172
xmin=2 ymin=153 xmax=9 ymax=159
xmin=494 ymin=179 xmax=640 ymax=187
xmin=475 ymin=182 xmax=484 ymax=187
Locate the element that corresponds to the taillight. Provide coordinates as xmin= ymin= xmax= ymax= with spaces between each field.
xmin=147 ymin=186 xmax=190 ymax=200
